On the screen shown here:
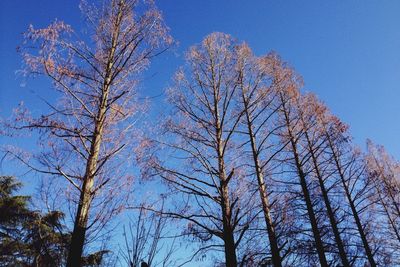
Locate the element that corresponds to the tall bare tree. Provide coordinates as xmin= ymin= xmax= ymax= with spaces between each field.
xmin=270 ymin=57 xmax=329 ymax=266
xmin=366 ymin=141 xmax=400 ymax=251
xmin=297 ymin=94 xmax=351 ymax=266
xmin=235 ymin=47 xmax=286 ymax=267
xmin=9 ymin=0 xmax=172 ymax=265
xmin=147 ymin=33 xmax=259 ymax=267
xmin=320 ymin=112 xmax=378 ymax=266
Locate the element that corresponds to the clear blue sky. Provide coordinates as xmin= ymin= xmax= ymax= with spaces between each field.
xmin=1 ymin=1 xmax=399 ymax=159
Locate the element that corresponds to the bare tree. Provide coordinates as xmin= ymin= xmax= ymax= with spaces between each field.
xmin=270 ymin=56 xmax=330 ymax=266
xmin=296 ymin=94 xmax=351 ymax=266
xmin=235 ymin=46 xmax=286 ymax=267
xmin=366 ymin=140 xmax=400 ymax=262
xmin=147 ymin=33 xmax=258 ymax=267
xmin=7 ymin=0 xmax=172 ymax=265
xmin=320 ymin=112 xmax=378 ymax=266
xmin=120 ymin=206 xmax=177 ymax=267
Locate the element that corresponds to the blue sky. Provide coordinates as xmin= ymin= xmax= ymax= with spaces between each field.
xmin=1 ymin=0 xmax=400 ymax=160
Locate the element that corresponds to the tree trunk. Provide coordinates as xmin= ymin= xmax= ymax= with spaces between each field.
xmin=66 ymin=178 xmax=94 ymax=267
xmin=217 ymin=135 xmax=238 ymax=267
xmin=241 ymin=91 xmax=282 ymax=267
xmin=209 ymin=51 xmax=238 ymax=266
xmin=372 ymin=157 xmax=400 ymax=218
xmin=221 ymin=183 xmax=238 ymax=267
xmin=66 ymin=2 xmax=124 ymax=265
xmin=217 ymin=145 xmax=238 ymax=267
xmin=66 ymin=87 xmax=109 ymax=266
xmin=304 ymin=131 xmax=350 ymax=267
xmin=280 ymin=95 xmax=328 ymax=266
xmin=326 ymin=136 xmax=377 ymax=267
xmin=376 ymin=184 xmax=400 ymax=242
xmin=292 ymin=151 xmax=328 ymax=267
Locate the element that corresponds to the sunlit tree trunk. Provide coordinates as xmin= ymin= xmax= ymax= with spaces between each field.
xmin=279 ymin=92 xmax=328 ymax=266
xmin=66 ymin=3 xmax=123 ymax=265
xmin=293 ymin=94 xmax=350 ymax=266
xmin=302 ymin=126 xmax=350 ymax=266
xmin=325 ymin=133 xmax=377 ymax=266
xmin=240 ymin=89 xmax=282 ymax=267
xmin=216 ymin=93 xmax=238 ymax=267
xmin=66 ymin=71 xmax=110 ymax=266
xmin=235 ymin=47 xmax=284 ymax=267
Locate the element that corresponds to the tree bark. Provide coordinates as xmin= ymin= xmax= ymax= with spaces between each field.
xmin=217 ymin=128 xmax=238 ymax=266
xmin=220 ymin=182 xmax=238 ymax=267
xmin=291 ymin=148 xmax=328 ymax=267
xmin=217 ymin=136 xmax=238 ymax=267
xmin=326 ymin=135 xmax=377 ymax=267
xmin=66 ymin=78 xmax=110 ymax=267
xmin=66 ymin=2 xmax=124 ymax=265
xmin=280 ymin=95 xmax=328 ymax=266
xmin=241 ymin=90 xmax=282 ymax=267
xmin=215 ymin=79 xmax=238 ymax=267
xmin=304 ymin=131 xmax=350 ymax=267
